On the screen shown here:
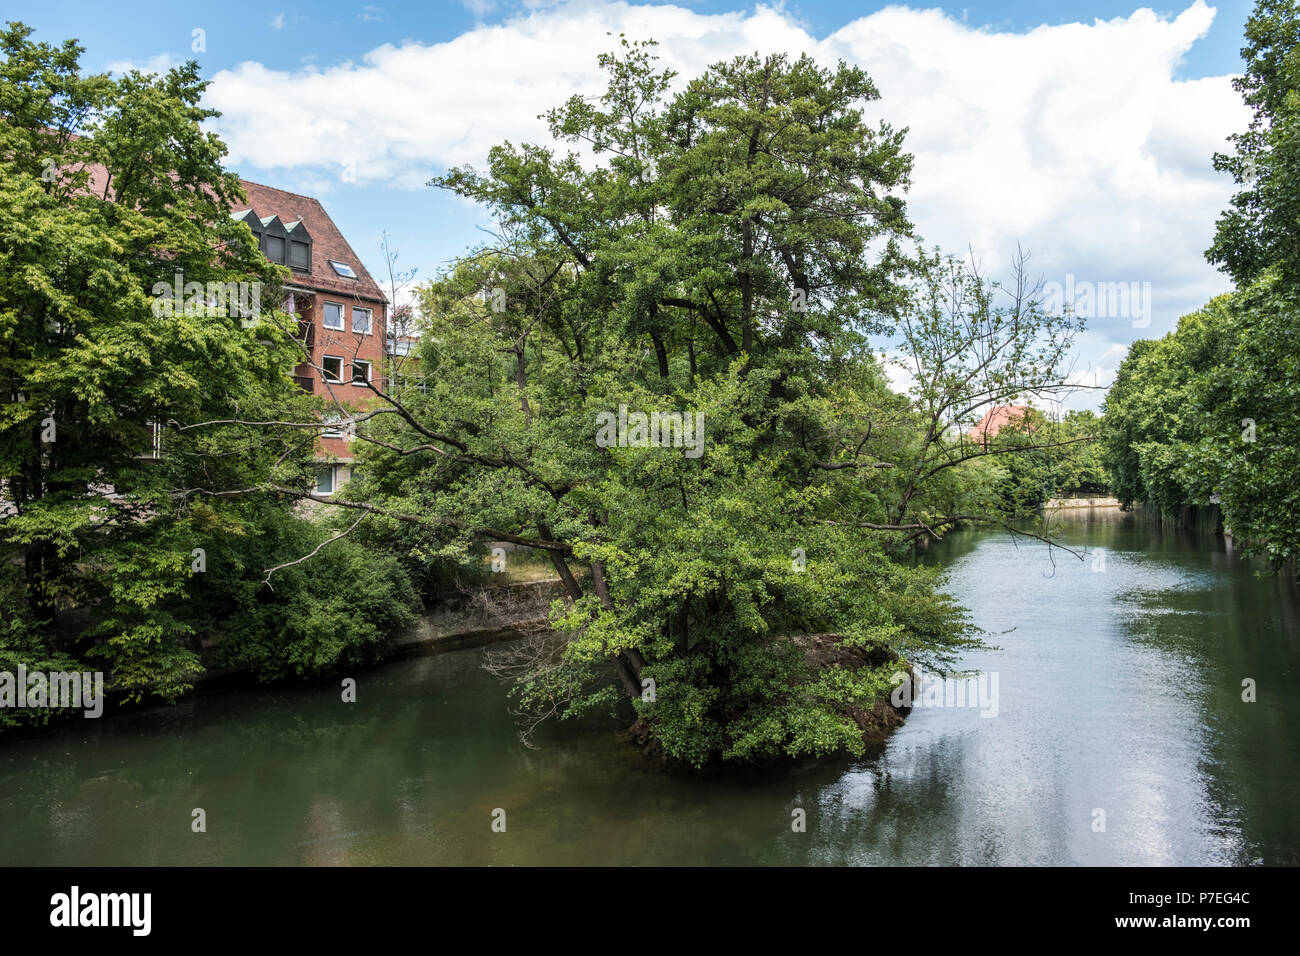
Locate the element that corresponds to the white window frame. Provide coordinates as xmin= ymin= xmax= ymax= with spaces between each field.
xmin=351 ymin=359 xmax=372 ymax=384
xmin=321 ymin=355 xmax=345 ymax=383
xmin=352 ymin=306 xmax=372 ymax=335
xmin=322 ymin=301 xmax=345 ymax=331
xmin=137 ymin=421 xmax=164 ymax=460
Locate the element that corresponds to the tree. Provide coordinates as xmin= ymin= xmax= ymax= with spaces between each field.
xmin=1101 ymin=301 xmax=1232 ymax=513
xmin=0 ymin=23 xmax=353 ymax=706
xmin=1207 ymin=0 xmax=1300 ymax=285
xmin=1049 ymin=410 xmax=1108 ymax=496
xmin=1105 ymin=0 xmax=1300 ymax=572
xmin=305 ymin=41 xmax=1090 ymax=765
xmin=887 ymin=247 xmax=1093 ymax=525
xmin=1182 ymin=278 xmax=1300 ymax=567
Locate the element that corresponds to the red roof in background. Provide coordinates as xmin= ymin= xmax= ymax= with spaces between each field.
xmin=969 ymin=405 xmax=1031 ymax=443
xmin=237 ymin=180 xmax=387 ymax=305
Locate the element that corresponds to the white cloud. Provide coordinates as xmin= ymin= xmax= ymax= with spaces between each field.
xmin=202 ymin=0 xmax=1248 ymax=399
xmin=270 ymin=13 xmax=286 ymax=30
xmin=206 ymin=2 xmax=828 ymax=188
xmin=107 ymin=52 xmax=179 ymax=75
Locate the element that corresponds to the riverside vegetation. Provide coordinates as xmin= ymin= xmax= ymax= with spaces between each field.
xmin=4 ymin=2 xmax=1297 ymax=767
xmin=1101 ymin=2 xmax=1300 ymax=572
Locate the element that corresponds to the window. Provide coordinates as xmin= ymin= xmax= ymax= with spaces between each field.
xmin=352 ymin=359 xmax=372 ymax=384
xmin=322 ymin=415 xmax=344 ymax=439
xmin=263 ymin=235 xmax=285 ymax=264
xmin=352 ymin=307 xmax=372 ymax=335
xmin=284 ymin=220 xmax=312 ymax=273
xmin=137 ymin=421 xmax=163 ymax=460
xmin=329 ymin=260 xmax=357 ymax=278
xmin=316 ymin=466 xmax=336 ymax=495
xmin=397 ymin=375 xmax=428 ymax=395
xmin=321 ymin=356 xmax=344 ymax=383
xmin=322 ymin=302 xmax=344 ymax=330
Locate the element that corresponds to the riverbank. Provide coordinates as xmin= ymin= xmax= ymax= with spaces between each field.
xmin=1043 ymin=494 xmax=1124 ymax=516
xmin=0 ymin=579 xmax=564 ymax=737
xmin=194 ymin=578 xmax=563 ymax=684
xmin=5 ymin=521 xmax=1293 ymax=864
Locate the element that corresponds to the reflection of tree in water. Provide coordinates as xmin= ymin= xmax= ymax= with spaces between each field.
xmin=6 ymin=542 xmax=1297 ymax=865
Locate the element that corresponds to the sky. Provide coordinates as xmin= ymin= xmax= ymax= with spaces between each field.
xmin=5 ymin=0 xmax=1261 ymax=408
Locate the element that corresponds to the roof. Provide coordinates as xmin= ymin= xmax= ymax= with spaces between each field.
xmin=238 ymin=180 xmax=387 ymax=304
xmin=969 ymin=405 xmax=1031 ymax=442
xmin=52 ymin=146 xmax=386 ymax=306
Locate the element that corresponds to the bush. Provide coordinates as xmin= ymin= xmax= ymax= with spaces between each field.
xmin=190 ymin=510 xmax=421 ymax=681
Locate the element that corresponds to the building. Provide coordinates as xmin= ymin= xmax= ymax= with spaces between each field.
xmin=234 ymin=181 xmax=389 ymax=496
xmin=57 ymin=148 xmax=385 ymax=496
xmin=969 ymin=405 xmax=1032 ymax=448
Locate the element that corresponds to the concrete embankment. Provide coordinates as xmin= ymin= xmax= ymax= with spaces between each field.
xmin=1045 ymin=496 xmax=1236 ymax=543
xmin=185 ymin=579 xmax=562 ymax=689
xmin=390 ymin=579 xmax=563 ymax=657
xmin=1044 ymin=495 xmax=1124 ymax=514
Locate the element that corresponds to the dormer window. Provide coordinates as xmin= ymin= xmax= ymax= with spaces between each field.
xmin=234 ymin=209 xmax=313 ymax=273
xmin=258 ymin=215 xmax=290 ymax=265
xmin=329 ymin=260 xmax=357 ymax=279
xmin=285 ymin=220 xmax=312 ymax=274
xmin=231 ymin=209 xmax=263 ymax=249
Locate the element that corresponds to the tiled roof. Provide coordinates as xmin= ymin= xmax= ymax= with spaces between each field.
xmin=238 ymin=180 xmax=387 ymax=304
xmin=56 ymin=147 xmax=386 ymax=306
xmin=970 ymin=405 xmax=1031 ymax=442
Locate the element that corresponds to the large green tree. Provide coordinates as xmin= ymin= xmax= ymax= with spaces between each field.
xmin=0 ymin=22 xmax=379 ymax=712
xmin=318 ymin=42 xmax=1086 ymax=765
xmin=1107 ymin=0 xmax=1300 ymax=572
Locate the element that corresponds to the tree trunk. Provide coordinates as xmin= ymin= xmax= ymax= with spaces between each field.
xmin=538 ymin=522 xmax=582 ymax=600
xmin=614 ymin=654 xmax=641 ymax=699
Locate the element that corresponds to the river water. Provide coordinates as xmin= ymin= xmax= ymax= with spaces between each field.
xmin=2 ymin=518 xmax=1296 ymax=865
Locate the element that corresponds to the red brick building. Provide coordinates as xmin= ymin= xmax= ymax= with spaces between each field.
xmin=235 ymin=181 xmax=388 ymax=496
xmin=68 ymin=151 xmax=385 ymax=494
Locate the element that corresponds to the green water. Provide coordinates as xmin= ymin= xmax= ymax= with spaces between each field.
xmin=1 ymin=519 xmax=1297 ymax=865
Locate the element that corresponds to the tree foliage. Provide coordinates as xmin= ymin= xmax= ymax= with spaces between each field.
xmin=1207 ymin=0 xmax=1300 ymax=285
xmin=334 ymin=41 xmax=1086 ymax=765
xmin=0 ymin=22 xmax=414 ymax=719
xmin=1108 ymin=0 xmax=1300 ymax=571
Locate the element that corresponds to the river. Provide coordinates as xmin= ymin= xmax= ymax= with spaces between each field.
xmin=2 ymin=517 xmax=1297 ymax=865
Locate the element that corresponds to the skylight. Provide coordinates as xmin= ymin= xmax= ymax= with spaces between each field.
xmin=328 ymin=260 xmax=357 ymax=278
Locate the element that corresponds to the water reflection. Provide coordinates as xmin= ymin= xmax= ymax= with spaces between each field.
xmin=0 ymin=519 xmax=1296 ymax=865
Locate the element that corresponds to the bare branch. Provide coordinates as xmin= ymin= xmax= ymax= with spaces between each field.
xmin=262 ymin=513 xmax=367 ymax=588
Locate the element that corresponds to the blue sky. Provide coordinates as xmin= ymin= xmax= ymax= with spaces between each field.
xmin=6 ymin=1 xmax=1255 ymax=76
xmin=5 ymin=1 xmax=1260 ymax=406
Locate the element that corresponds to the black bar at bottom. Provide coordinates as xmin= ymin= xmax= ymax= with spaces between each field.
xmin=0 ymin=865 xmax=1281 ymax=942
